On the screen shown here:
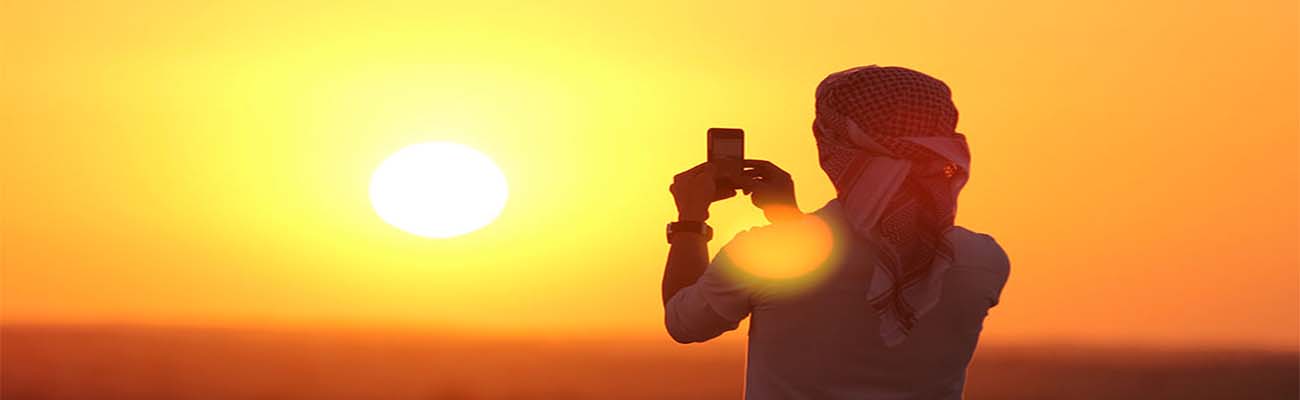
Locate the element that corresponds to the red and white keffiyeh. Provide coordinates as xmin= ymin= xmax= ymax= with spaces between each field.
xmin=813 ymin=66 xmax=971 ymax=347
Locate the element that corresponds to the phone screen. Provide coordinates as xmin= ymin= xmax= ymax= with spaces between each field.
xmin=712 ymin=139 xmax=743 ymax=161
xmin=708 ymin=128 xmax=744 ymax=186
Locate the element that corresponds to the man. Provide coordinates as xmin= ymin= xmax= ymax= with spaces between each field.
xmin=662 ymin=66 xmax=1010 ymax=399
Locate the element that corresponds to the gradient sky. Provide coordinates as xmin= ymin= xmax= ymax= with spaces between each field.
xmin=3 ymin=0 xmax=1297 ymax=350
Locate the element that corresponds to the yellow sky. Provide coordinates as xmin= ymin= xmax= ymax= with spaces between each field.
xmin=3 ymin=0 xmax=1297 ymax=349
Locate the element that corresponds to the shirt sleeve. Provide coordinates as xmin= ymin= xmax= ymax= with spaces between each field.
xmin=948 ymin=230 xmax=1012 ymax=308
xmin=664 ymin=238 xmax=756 ymax=344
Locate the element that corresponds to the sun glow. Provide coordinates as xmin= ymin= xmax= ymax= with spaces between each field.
xmin=369 ymin=142 xmax=508 ymax=238
xmin=3 ymin=0 xmax=1295 ymax=350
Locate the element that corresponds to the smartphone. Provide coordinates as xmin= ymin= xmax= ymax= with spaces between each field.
xmin=707 ymin=128 xmax=744 ymax=193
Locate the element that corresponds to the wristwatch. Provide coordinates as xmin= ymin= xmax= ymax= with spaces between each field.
xmin=666 ymin=221 xmax=713 ymax=243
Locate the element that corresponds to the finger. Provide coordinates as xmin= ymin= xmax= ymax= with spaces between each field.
xmin=714 ymin=188 xmax=738 ymax=201
xmin=674 ymin=162 xmax=711 ymax=181
xmin=743 ymin=159 xmax=790 ymax=178
xmin=742 ymin=166 xmax=782 ymax=181
xmin=740 ymin=169 xmax=768 ymax=182
xmin=694 ymin=163 xmax=717 ymax=180
xmin=736 ymin=177 xmax=765 ymax=193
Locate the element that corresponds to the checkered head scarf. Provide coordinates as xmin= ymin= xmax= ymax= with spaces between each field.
xmin=813 ymin=65 xmax=971 ymax=347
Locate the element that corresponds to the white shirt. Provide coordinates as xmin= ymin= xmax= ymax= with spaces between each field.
xmin=665 ymin=201 xmax=1010 ymax=400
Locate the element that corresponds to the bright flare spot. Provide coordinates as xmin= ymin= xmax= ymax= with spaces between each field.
xmin=726 ymin=210 xmax=835 ymax=280
xmin=369 ymin=142 xmax=508 ymax=238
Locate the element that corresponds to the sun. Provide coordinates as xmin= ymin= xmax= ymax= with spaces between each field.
xmin=369 ymin=142 xmax=508 ymax=238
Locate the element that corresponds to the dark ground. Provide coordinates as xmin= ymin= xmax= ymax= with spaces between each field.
xmin=2 ymin=325 xmax=1296 ymax=399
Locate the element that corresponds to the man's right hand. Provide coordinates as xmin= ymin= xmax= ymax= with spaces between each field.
xmin=671 ymin=162 xmax=735 ymax=222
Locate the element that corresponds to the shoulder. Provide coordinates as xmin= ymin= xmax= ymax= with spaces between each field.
xmin=945 ymin=226 xmax=1011 ymax=277
xmin=725 ymin=206 xmax=838 ymax=244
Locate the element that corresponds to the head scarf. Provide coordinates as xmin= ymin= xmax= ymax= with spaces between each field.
xmin=813 ymin=65 xmax=971 ymax=347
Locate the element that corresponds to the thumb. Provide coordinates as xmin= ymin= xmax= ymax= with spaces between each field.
xmin=741 ymin=179 xmax=770 ymax=196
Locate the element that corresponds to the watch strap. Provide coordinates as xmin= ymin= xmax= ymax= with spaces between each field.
xmin=666 ymin=221 xmax=713 ymax=243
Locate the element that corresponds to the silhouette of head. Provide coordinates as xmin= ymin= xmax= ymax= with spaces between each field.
xmin=810 ymin=65 xmax=969 ymax=220
xmin=812 ymin=65 xmax=962 ymax=174
xmin=810 ymin=65 xmax=972 ymax=346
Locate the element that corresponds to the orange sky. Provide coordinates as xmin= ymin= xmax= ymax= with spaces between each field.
xmin=3 ymin=0 xmax=1297 ymax=350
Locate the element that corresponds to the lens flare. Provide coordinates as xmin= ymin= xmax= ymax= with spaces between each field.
xmin=725 ymin=209 xmax=836 ymax=280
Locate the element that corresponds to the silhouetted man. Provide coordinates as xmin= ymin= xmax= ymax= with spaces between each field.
xmin=662 ymin=66 xmax=1010 ymax=399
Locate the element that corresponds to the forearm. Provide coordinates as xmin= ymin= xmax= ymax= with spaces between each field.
xmin=661 ymin=232 xmax=710 ymax=306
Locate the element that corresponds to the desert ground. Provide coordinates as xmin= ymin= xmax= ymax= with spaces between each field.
xmin=2 ymin=325 xmax=1296 ymax=399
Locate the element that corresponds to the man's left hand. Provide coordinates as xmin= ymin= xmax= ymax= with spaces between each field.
xmin=739 ymin=159 xmax=801 ymax=223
